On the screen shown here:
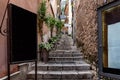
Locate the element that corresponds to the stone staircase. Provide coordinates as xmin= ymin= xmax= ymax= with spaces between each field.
xmin=27 ymin=35 xmax=93 ymax=80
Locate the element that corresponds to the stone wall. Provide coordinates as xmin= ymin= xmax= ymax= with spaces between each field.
xmin=75 ymin=0 xmax=114 ymax=65
xmin=74 ymin=1 xmax=115 ymax=79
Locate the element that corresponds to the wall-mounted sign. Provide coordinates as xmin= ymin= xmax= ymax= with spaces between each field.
xmin=8 ymin=4 xmax=37 ymax=64
xmin=98 ymin=0 xmax=120 ymax=79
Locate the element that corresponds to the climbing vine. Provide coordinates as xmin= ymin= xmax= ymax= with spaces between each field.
xmin=38 ymin=0 xmax=46 ymax=42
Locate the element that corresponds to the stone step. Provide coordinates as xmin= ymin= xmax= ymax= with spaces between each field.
xmin=56 ymin=47 xmax=71 ymax=50
xmin=48 ymin=60 xmax=86 ymax=64
xmin=51 ymin=50 xmax=80 ymax=53
xmin=49 ymin=54 xmax=82 ymax=57
xmin=49 ymin=52 xmax=82 ymax=57
xmin=27 ymin=79 xmax=93 ymax=80
xmin=32 ymin=63 xmax=90 ymax=71
xmin=71 ymin=46 xmax=77 ymax=50
xmin=27 ymin=71 xmax=93 ymax=79
xmin=27 ymin=35 xmax=94 ymax=80
xmin=49 ymin=56 xmax=83 ymax=61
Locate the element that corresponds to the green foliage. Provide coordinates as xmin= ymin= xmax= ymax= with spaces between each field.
xmin=45 ymin=15 xmax=56 ymax=28
xmin=55 ymin=20 xmax=64 ymax=32
xmin=39 ymin=42 xmax=53 ymax=51
xmin=45 ymin=15 xmax=56 ymax=37
xmin=48 ymin=36 xmax=58 ymax=44
xmin=37 ymin=0 xmax=46 ymax=42
xmin=38 ymin=0 xmax=46 ymax=20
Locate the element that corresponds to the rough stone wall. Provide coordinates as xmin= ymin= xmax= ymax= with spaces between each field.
xmin=75 ymin=0 xmax=115 ymax=65
xmin=75 ymin=0 xmax=104 ymax=64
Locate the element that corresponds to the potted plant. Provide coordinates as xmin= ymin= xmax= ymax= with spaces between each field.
xmin=39 ymin=42 xmax=53 ymax=63
xmin=48 ymin=36 xmax=57 ymax=50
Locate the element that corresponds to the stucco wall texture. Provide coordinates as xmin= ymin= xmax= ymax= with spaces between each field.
xmin=0 ymin=0 xmax=55 ymax=78
xmin=0 ymin=0 xmax=40 ymax=78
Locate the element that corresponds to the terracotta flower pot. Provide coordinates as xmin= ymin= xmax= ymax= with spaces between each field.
xmin=39 ymin=47 xmax=43 ymax=61
xmin=42 ymin=48 xmax=49 ymax=63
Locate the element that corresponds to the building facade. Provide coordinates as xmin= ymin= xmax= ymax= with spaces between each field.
xmin=64 ymin=0 xmax=72 ymax=35
xmin=0 ymin=0 xmax=57 ymax=79
xmin=0 ymin=0 xmax=39 ymax=79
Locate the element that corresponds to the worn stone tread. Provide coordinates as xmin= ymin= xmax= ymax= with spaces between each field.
xmin=28 ymin=70 xmax=93 ymax=74
xmin=27 ymin=70 xmax=93 ymax=79
xmin=50 ymin=50 xmax=80 ymax=53
xmin=27 ymin=34 xmax=94 ymax=80
xmin=35 ymin=62 xmax=90 ymax=66
xmin=48 ymin=60 xmax=87 ymax=64
xmin=49 ymin=56 xmax=83 ymax=59
xmin=32 ymin=63 xmax=90 ymax=71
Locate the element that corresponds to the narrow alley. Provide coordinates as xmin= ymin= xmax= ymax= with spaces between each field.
xmin=1 ymin=0 xmax=120 ymax=80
